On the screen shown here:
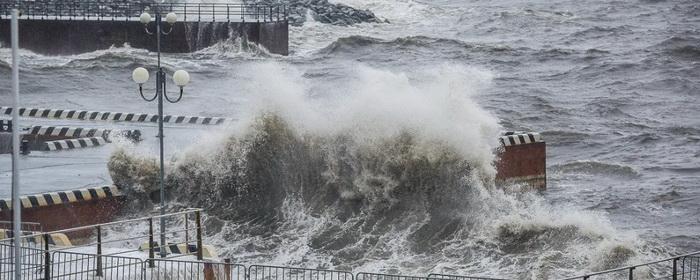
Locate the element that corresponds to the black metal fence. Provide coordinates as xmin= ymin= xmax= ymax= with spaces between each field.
xmin=1 ymin=211 xmax=699 ymax=280
xmin=149 ymin=258 xmax=246 ymax=280
xmin=680 ymin=255 xmax=700 ymax=280
xmin=0 ymin=0 xmax=287 ymax=22
xmin=356 ymin=272 xmax=428 ymax=280
xmin=428 ymin=273 xmax=510 ymax=280
xmin=0 ymin=209 xmax=205 ymax=279
xmin=250 ymin=265 xmax=354 ymax=280
xmin=51 ymin=250 xmax=143 ymax=279
xmin=0 ymin=242 xmax=44 ymax=280
xmin=356 ymin=272 xmax=507 ymax=280
xmin=561 ymin=253 xmax=700 ymax=280
xmin=2 ymin=245 xmax=699 ymax=280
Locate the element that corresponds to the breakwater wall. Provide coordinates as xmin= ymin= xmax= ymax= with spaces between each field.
xmin=0 ymin=186 xmax=125 ymax=239
xmin=0 ymin=19 xmax=288 ymax=55
xmin=496 ymin=132 xmax=546 ymax=190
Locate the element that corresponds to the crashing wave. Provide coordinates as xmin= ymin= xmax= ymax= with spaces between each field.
xmin=108 ymin=64 xmax=645 ymax=278
xmin=317 ymin=35 xmax=515 ymax=56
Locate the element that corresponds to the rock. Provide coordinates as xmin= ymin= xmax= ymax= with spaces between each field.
xmin=253 ymin=0 xmax=383 ymax=26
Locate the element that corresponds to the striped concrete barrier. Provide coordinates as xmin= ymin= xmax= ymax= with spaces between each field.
xmin=496 ymin=132 xmax=547 ymax=190
xmin=27 ymin=125 xmax=141 ymax=142
xmin=44 ymin=137 xmax=110 ymax=151
xmin=1 ymin=107 xmax=230 ymax=125
xmin=28 ymin=125 xmax=110 ymax=139
xmin=0 ymin=186 xmax=126 ymax=239
xmin=0 ymin=186 xmax=122 ymax=211
xmin=139 ymin=242 xmax=218 ymax=258
xmin=499 ymin=132 xmax=543 ymax=146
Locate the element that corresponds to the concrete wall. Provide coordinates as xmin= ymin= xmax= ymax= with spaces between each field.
xmin=0 ymin=186 xmax=126 ymax=239
xmin=259 ymin=21 xmax=289 ymax=55
xmin=0 ymin=198 xmax=124 ymax=239
xmin=0 ymin=19 xmax=288 ymax=55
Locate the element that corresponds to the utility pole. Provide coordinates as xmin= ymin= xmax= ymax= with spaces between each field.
xmin=10 ymin=8 xmax=23 ymax=280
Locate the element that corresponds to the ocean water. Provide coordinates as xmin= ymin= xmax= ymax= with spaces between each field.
xmin=0 ymin=0 xmax=699 ymax=279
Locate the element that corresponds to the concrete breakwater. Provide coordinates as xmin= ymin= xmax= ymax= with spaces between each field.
xmin=0 ymin=19 xmax=289 ymax=55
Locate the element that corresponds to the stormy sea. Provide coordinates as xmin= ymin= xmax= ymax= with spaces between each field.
xmin=1 ymin=0 xmax=699 ymax=279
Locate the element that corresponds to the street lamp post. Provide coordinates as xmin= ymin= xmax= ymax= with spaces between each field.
xmin=132 ymin=7 xmax=190 ymax=258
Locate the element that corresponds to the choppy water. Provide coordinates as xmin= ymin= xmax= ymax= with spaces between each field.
xmin=1 ymin=0 xmax=699 ymax=279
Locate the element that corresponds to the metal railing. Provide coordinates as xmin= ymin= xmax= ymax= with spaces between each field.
xmin=52 ymin=250 xmax=143 ymax=279
xmin=428 ymin=273 xmax=510 ymax=280
xmin=3 ymin=243 xmax=699 ymax=280
xmin=0 ymin=208 xmax=205 ymax=279
xmin=0 ymin=242 xmax=44 ymax=280
xmin=356 ymin=272 xmax=428 ymax=280
xmin=2 ymin=210 xmax=699 ymax=280
xmin=250 ymin=264 xmax=354 ymax=280
xmin=561 ymin=252 xmax=700 ymax=280
xmin=149 ymin=258 xmax=246 ymax=280
xmin=0 ymin=0 xmax=287 ymax=22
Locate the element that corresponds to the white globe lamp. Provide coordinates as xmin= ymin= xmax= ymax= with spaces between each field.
xmin=132 ymin=67 xmax=150 ymax=84
xmin=166 ymin=12 xmax=178 ymax=24
xmin=173 ymin=70 xmax=190 ymax=87
xmin=140 ymin=12 xmax=152 ymax=24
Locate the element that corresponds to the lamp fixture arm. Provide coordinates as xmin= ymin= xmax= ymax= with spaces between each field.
xmin=143 ymin=23 xmax=155 ymax=35
xmin=139 ymin=85 xmax=158 ymax=102
xmin=163 ymin=72 xmax=183 ymax=104
xmin=161 ymin=24 xmax=174 ymax=36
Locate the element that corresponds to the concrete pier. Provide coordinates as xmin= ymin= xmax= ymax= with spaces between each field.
xmin=0 ymin=19 xmax=289 ymax=55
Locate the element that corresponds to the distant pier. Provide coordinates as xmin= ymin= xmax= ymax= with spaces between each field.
xmin=0 ymin=1 xmax=289 ymax=55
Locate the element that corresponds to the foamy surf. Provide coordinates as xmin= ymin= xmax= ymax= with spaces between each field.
xmin=106 ymin=64 xmax=656 ymax=279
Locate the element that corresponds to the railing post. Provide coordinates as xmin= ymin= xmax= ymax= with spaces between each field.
xmin=148 ymin=218 xmax=155 ymax=268
xmin=628 ymin=267 xmax=634 ymax=280
xmin=227 ymin=5 xmax=230 ymax=22
xmin=673 ymin=257 xmax=678 ymax=280
xmin=212 ymin=3 xmax=215 ymax=22
xmin=224 ymin=258 xmax=232 ymax=280
xmin=43 ymin=233 xmax=51 ymax=280
xmin=196 ymin=210 xmax=203 ymax=260
xmin=96 ymin=225 xmax=103 ymax=277
xmin=184 ymin=3 xmax=187 ymax=22
xmin=185 ymin=212 xmax=189 ymax=246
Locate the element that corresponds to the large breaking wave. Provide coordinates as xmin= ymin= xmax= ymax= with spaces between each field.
xmin=108 ymin=64 xmax=647 ymax=279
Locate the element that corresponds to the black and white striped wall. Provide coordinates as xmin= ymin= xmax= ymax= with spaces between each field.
xmin=1 ymin=107 xmax=230 ymax=125
xmin=0 ymin=185 xmax=122 ymax=211
xmin=499 ymin=132 xmax=543 ymax=147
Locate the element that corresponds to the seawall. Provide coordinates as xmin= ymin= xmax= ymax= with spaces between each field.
xmin=495 ymin=133 xmax=547 ymax=190
xmin=0 ymin=132 xmax=546 ymax=238
xmin=0 ymin=186 xmax=125 ymax=239
xmin=0 ymin=19 xmax=289 ymax=55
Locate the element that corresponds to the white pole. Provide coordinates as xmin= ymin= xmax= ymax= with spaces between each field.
xmin=10 ymin=8 xmax=22 ymax=280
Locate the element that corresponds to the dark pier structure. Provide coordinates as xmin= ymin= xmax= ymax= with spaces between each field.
xmin=0 ymin=1 xmax=289 ymax=55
